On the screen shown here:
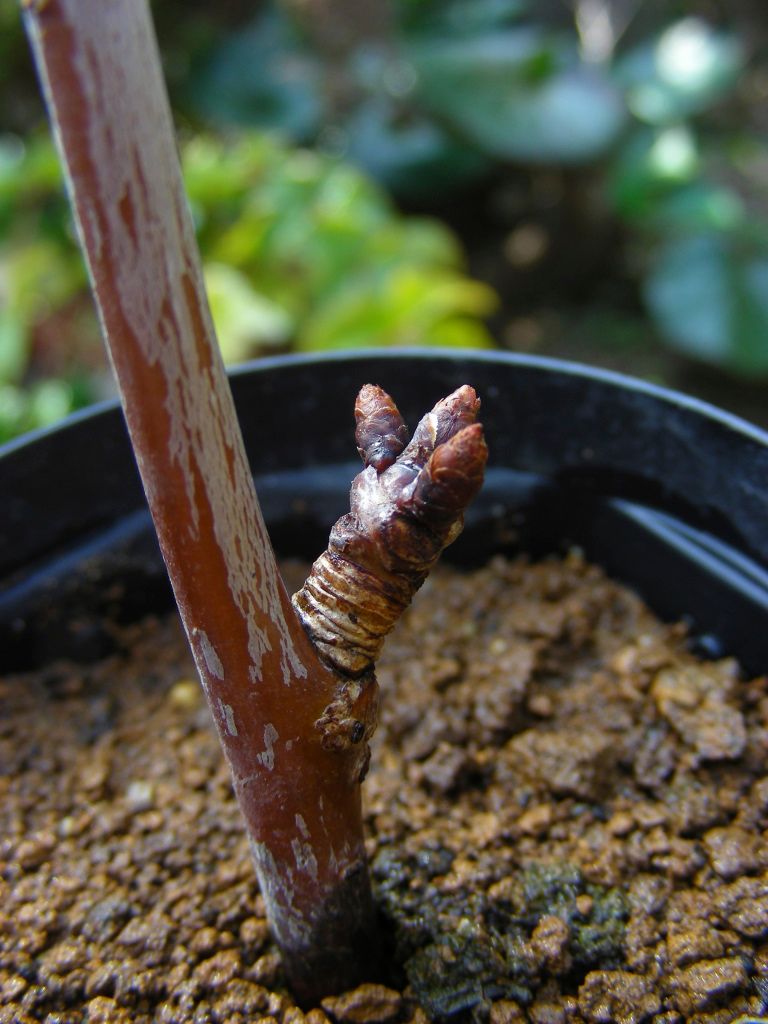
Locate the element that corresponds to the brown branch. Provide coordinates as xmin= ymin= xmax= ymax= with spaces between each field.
xmin=22 ymin=0 xmax=489 ymax=1005
xmin=21 ymin=0 xmax=377 ymax=1003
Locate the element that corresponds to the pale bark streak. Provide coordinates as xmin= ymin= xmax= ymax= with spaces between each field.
xmin=24 ymin=0 xmax=379 ymax=1002
xmin=26 ymin=0 xmax=305 ymax=690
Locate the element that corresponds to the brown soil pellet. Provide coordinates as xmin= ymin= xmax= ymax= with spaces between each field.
xmin=1 ymin=553 xmax=767 ymax=1023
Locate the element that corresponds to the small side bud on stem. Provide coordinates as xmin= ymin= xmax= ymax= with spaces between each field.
xmin=355 ymin=384 xmax=410 ymax=471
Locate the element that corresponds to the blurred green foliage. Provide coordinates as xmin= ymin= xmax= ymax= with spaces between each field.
xmin=186 ymin=0 xmax=627 ymax=193
xmin=184 ymin=1 xmax=768 ymax=380
xmin=607 ymin=18 xmax=768 ymax=378
xmin=0 ymin=130 xmax=494 ymax=441
xmin=0 ymin=135 xmax=94 ymax=442
xmin=2 ymin=0 xmax=767 ymax=445
xmin=187 ymin=134 xmax=495 ymax=357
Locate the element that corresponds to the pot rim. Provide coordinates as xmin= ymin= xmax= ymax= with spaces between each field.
xmin=2 ymin=348 xmax=767 ymax=671
xmin=4 ymin=348 xmax=768 ymax=457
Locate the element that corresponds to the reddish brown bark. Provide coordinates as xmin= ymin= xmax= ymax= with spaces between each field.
xmin=21 ymin=0 xmax=376 ymax=1002
xmin=22 ymin=0 xmax=487 ymax=1006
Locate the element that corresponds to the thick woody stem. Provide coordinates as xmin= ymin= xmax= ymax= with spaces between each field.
xmin=22 ymin=0 xmax=376 ymax=1004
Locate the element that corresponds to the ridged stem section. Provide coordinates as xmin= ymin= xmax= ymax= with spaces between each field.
xmin=293 ymin=385 xmax=488 ymax=683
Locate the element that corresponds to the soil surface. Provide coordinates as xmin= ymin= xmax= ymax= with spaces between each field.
xmin=1 ymin=554 xmax=767 ymax=1024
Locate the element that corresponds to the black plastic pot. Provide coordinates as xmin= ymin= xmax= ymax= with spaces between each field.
xmin=1 ymin=350 xmax=767 ymax=675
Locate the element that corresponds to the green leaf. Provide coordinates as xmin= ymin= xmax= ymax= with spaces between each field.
xmin=0 ymin=134 xmax=71 ymax=246
xmin=648 ymin=183 xmax=746 ymax=235
xmin=204 ymin=262 xmax=292 ymax=363
xmin=609 ymin=126 xmax=700 ymax=220
xmin=341 ymin=98 xmax=491 ymax=199
xmin=615 ymin=18 xmax=744 ymax=125
xmin=0 ymin=134 xmax=64 ymax=203
xmin=0 ymin=377 xmax=84 ymax=441
xmin=3 ymin=239 xmax=85 ymax=321
xmin=645 ymin=233 xmax=768 ymax=377
xmin=399 ymin=0 xmax=527 ymax=37
xmin=300 ymin=264 xmax=495 ymax=351
xmin=185 ymin=11 xmax=322 ymax=139
xmin=183 ymin=133 xmax=275 ymax=210
xmin=0 ymin=308 xmax=28 ymax=384
xmin=424 ymin=318 xmax=495 ymax=348
xmin=412 ymin=32 xmax=625 ymax=163
xmin=27 ymin=378 xmax=77 ymax=428
xmin=0 ymin=383 xmax=27 ymax=443
xmin=182 ymin=133 xmax=498 ymax=357
xmin=372 ymin=219 xmax=462 ymax=268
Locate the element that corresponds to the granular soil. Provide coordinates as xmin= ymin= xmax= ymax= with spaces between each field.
xmin=1 ymin=553 xmax=767 ymax=1024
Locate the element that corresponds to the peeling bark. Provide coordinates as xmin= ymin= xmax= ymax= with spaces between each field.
xmin=293 ymin=384 xmax=488 ymax=680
